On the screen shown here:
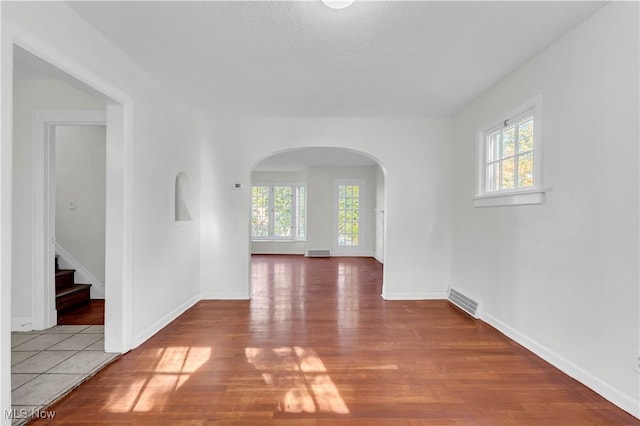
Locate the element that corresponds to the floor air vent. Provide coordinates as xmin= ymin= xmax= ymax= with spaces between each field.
xmin=306 ymin=249 xmax=331 ymax=257
xmin=448 ymin=288 xmax=480 ymax=319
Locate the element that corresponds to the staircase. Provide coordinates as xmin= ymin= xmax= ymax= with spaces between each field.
xmin=55 ymin=256 xmax=91 ymax=312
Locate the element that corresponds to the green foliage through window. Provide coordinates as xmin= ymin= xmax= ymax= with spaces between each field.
xmin=485 ymin=114 xmax=534 ymax=193
xmin=251 ymin=185 xmax=305 ymax=239
xmin=337 ymin=185 xmax=360 ymax=247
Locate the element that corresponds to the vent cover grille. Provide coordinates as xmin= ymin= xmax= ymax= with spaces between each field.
xmin=448 ymin=288 xmax=480 ymax=319
xmin=306 ymin=249 xmax=331 ymax=257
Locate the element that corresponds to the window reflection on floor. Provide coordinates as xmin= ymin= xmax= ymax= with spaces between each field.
xmin=104 ymin=346 xmax=211 ymax=413
xmin=245 ymin=346 xmax=349 ymax=414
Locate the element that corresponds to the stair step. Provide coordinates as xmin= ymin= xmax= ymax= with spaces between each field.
xmin=56 ymin=283 xmax=91 ymax=297
xmin=56 ymin=283 xmax=91 ymax=312
xmin=55 ymin=269 xmax=76 ymax=290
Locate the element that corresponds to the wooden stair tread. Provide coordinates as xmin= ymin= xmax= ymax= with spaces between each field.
xmin=56 ymin=283 xmax=92 ymax=297
xmin=54 ymin=263 xmax=92 ymax=312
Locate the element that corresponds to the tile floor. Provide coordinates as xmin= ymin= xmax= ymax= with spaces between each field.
xmin=10 ymin=325 xmax=118 ymax=425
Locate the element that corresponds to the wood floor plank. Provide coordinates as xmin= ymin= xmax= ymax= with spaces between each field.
xmin=31 ymin=255 xmax=638 ymax=425
xmin=57 ymin=299 xmax=105 ymax=325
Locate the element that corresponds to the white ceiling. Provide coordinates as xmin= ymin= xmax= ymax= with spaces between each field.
xmin=66 ymin=0 xmax=605 ymax=118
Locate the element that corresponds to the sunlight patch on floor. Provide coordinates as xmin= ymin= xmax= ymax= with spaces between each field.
xmin=103 ymin=346 xmax=211 ymax=413
xmin=246 ymin=346 xmax=349 ymax=414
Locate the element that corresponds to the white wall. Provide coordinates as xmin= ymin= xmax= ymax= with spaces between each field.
xmin=200 ymin=118 xmax=452 ymax=300
xmin=11 ymin=79 xmax=104 ymax=330
xmin=451 ymin=2 xmax=639 ymax=417
xmin=55 ymin=125 xmax=106 ymax=289
xmin=2 ymin=2 xmax=204 ymax=416
xmin=307 ymin=166 xmax=377 ymax=256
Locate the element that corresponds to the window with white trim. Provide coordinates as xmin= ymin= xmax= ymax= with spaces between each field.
xmin=251 ymin=184 xmax=306 ymax=239
xmin=337 ymin=184 xmax=360 ymax=247
xmin=475 ymin=96 xmax=544 ymax=207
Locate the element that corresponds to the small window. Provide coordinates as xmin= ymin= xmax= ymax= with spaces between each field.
xmin=251 ymin=184 xmax=306 ymax=240
xmin=475 ymin=96 xmax=544 ymax=207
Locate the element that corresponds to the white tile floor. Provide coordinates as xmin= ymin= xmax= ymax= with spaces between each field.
xmin=10 ymin=325 xmax=118 ymax=425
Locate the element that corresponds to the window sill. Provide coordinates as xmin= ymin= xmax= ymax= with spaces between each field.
xmin=473 ymin=189 xmax=546 ymax=207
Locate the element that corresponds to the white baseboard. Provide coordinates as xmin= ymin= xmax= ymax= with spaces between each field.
xmin=330 ymin=252 xmax=375 ymax=258
xmin=481 ymin=311 xmax=639 ymax=419
xmin=55 ymin=243 xmax=105 ymax=298
xmin=11 ymin=317 xmax=33 ymax=332
xmin=381 ymin=292 xmax=447 ymax=300
xmin=130 ymin=295 xmax=199 ymax=349
xmin=200 ymin=292 xmax=250 ymax=300
xmin=252 ymin=250 xmax=305 ymax=255
xmin=373 ymin=255 xmax=384 ymax=264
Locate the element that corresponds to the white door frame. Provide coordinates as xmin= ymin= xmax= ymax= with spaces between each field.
xmin=32 ymin=111 xmax=106 ymax=330
xmin=2 ymin=22 xmax=134 ymax=383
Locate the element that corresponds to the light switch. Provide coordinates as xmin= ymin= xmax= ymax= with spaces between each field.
xmin=68 ymin=198 xmax=76 ymax=210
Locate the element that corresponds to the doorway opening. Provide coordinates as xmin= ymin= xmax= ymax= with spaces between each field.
xmin=53 ymin=124 xmax=107 ymax=325
xmin=248 ymin=147 xmax=386 ymax=296
xmin=5 ymin=38 xmax=132 ymax=417
xmin=6 ymin=41 xmax=132 ymax=346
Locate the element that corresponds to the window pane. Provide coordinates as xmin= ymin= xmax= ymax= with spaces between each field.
xmin=296 ymin=186 xmax=305 ymax=239
xmin=337 ymin=185 xmax=360 ymax=247
xmin=251 ymin=186 xmax=269 ymax=237
xmin=486 ymin=162 xmax=499 ymax=192
xmin=273 ymin=186 xmax=292 ymax=237
xmin=501 ymin=158 xmax=515 ymax=189
xmin=486 ymin=132 xmax=501 ymax=162
xmin=518 ymin=152 xmax=534 ymax=188
xmin=502 ymin=126 xmax=515 ymax=157
xmin=518 ymin=118 xmax=534 ymax=153
xmin=345 ymin=197 xmax=352 ymax=210
xmin=352 ymin=224 xmax=359 ymax=245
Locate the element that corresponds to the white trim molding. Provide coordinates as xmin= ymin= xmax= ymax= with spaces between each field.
xmin=2 ymin=18 xmax=134 ymax=420
xmin=482 ymin=311 xmax=640 ymax=419
xmin=32 ymin=110 xmax=107 ymax=330
xmin=200 ymin=292 xmax=251 ymax=300
xmin=131 ymin=295 xmax=199 ymax=350
xmin=1 ymin=29 xmax=16 ymax=422
xmin=473 ymin=189 xmax=546 ymax=207
xmin=5 ymin=21 xmax=135 ymax=357
xmin=381 ymin=292 xmax=448 ymax=300
xmin=11 ymin=317 xmax=33 ymax=332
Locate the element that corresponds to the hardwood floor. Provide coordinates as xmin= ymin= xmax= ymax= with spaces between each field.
xmin=57 ymin=299 xmax=105 ymax=325
xmin=33 ymin=255 xmax=638 ymax=425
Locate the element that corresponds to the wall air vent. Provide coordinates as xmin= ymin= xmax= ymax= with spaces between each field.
xmin=306 ymin=249 xmax=331 ymax=257
xmin=448 ymin=288 xmax=481 ymax=319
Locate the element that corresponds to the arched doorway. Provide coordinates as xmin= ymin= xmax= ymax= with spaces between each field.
xmin=248 ymin=147 xmax=386 ymax=294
